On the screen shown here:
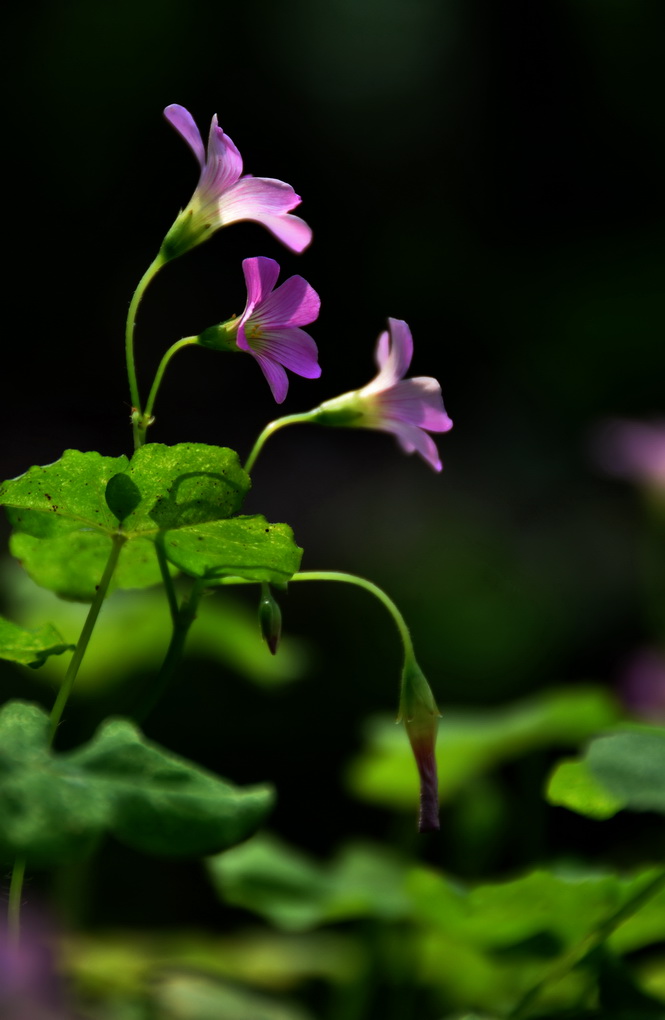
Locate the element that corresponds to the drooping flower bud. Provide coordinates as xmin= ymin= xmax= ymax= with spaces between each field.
xmin=398 ymin=659 xmax=441 ymax=832
xmin=259 ymin=585 xmax=282 ymax=655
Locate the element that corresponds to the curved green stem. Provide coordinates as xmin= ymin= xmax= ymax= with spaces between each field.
xmin=8 ymin=857 xmax=26 ymax=947
xmin=507 ymin=868 xmax=665 ymax=1019
xmin=244 ymin=412 xmax=318 ymax=474
xmin=144 ymin=336 xmax=198 ymax=424
xmin=155 ymin=536 xmax=179 ymax=626
xmin=125 ymin=254 xmax=166 ymax=448
xmin=214 ymin=570 xmax=416 ymax=663
xmin=49 ymin=535 xmax=126 ymax=744
xmin=131 ymin=576 xmax=207 ymax=723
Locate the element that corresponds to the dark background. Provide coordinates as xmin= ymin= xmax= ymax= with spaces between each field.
xmin=1 ymin=0 xmax=665 ymax=923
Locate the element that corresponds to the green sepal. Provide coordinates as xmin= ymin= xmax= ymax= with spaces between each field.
xmin=0 ymin=700 xmax=274 ymax=865
xmin=162 ymin=516 xmax=303 ymax=584
xmin=0 ymin=616 xmax=73 ymax=669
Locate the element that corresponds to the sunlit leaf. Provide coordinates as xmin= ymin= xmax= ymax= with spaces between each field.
xmin=0 ymin=445 xmax=278 ymax=599
xmin=0 ymin=700 xmax=273 ymax=865
xmin=546 ymin=757 xmax=625 ymax=819
xmin=163 ymin=516 xmax=302 ymax=584
xmin=0 ymin=615 xmax=72 ymax=668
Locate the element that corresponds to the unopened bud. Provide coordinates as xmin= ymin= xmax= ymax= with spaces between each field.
xmin=398 ymin=660 xmax=441 ymax=832
xmin=259 ymin=586 xmax=282 ymax=655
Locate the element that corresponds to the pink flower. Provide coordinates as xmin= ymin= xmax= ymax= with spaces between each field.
xmin=161 ymin=105 xmax=312 ymax=259
xmin=197 ymin=256 xmax=321 ymax=403
xmin=590 ymin=418 xmax=665 ymax=493
xmin=315 ymin=318 xmax=453 ymax=471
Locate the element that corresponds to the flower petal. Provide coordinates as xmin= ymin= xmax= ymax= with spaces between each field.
xmin=164 ymin=104 xmax=205 ymax=167
xmin=196 ymin=117 xmax=244 ymax=201
xmin=218 ymin=177 xmax=312 ymax=252
xmin=248 ymin=328 xmax=321 ymax=379
xmin=385 ymin=421 xmax=444 ymax=471
xmin=248 ymin=352 xmax=290 ymax=403
xmin=241 ymin=257 xmax=281 ymax=315
xmin=377 ymin=378 xmax=453 ymax=432
xmin=367 ymin=318 xmax=413 ymax=391
xmin=254 ymin=275 xmax=321 ymax=329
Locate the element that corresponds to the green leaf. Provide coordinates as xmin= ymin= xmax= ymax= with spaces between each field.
xmin=207 ymin=834 xmax=410 ymax=932
xmin=587 ymin=729 xmax=665 ymax=814
xmin=0 ymin=700 xmax=274 ymax=865
xmin=0 ymin=615 xmax=73 ymax=668
xmin=546 ymin=757 xmax=625 ymax=820
xmin=0 ymin=444 xmax=251 ymax=600
xmin=163 ymin=516 xmax=303 ymax=584
xmin=347 ymin=686 xmax=620 ymax=810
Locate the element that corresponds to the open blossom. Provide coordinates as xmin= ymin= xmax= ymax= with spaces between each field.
xmin=197 ymin=256 xmax=321 ymax=403
xmin=313 ymin=318 xmax=452 ymax=470
xmin=161 ymin=105 xmax=312 ymax=260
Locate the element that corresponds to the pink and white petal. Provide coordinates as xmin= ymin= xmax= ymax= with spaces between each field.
xmin=218 ymin=178 xmax=312 ymax=252
xmin=387 ymin=422 xmax=443 ymax=472
xmin=242 ymin=257 xmax=281 ymax=312
xmin=255 ymin=275 xmax=321 ymax=329
xmin=164 ymin=105 xmax=206 ymax=167
xmin=254 ymin=212 xmax=313 ymax=253
xmin=367 ymin=319 xmax=414 ymax=392
xmin=248 ymin=352 xmax=290 ymax=403
xmin=253 ymin=328 xmax=321 ymax=378
xmin=374 ymin=330 xmax=390 ymax=370
xmin=379 ymin=378 xmax=453 ymax=432
xmin=197 ymin=119 xmax=244 ymax=200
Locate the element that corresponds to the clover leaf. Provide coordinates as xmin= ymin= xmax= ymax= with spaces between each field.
xmin=0 ymin=700 xmax=274 ymax=865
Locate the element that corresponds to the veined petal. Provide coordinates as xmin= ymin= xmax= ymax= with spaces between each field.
xmin=255 ymin=275 xmax=321 ymax=329
xmin=164 ymin=104 xmax=205 ymax=167
xmin=248 ymin=352 xmax=290 ymax=403
xmin=247 ymin=328 xmax=321 ymax=379
xmin=241 ymin=257 xmax=281 ymax=314
xmin=197 ymin=117 xmax=244 ymax=200
xmin=218 ymin=177 xmax=312 ymax=252
xmin=375 ymin=378 xmax=453 ymax=432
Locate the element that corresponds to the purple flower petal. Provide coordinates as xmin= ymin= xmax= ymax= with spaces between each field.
xmin=250 ymin=353 xmax=290 ymax=403
xmin=376 ymin=378 xmax=453 ymax=432
xmin=219 ymin=178 xmax=312 ymax=252
xmin=164 ymin=104 xmax=206 ymax=167
xmin=390 ymin=423 xmax=444 ymax=472
xmin=199 ymin=117 xmax=244 ymax=195
xmin=241 ymin=257 xmax=281 ymax=313
xmin=246 ymin=327 xmax=321 ymax=378
xmin=255 ymin=275 xmax=321 ymax=329
xmin=370 ymin=317 xmax=413 ymax=389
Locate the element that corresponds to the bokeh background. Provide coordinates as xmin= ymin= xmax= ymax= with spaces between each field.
xmin=1 ymin=0 xmax=665 ymax=1006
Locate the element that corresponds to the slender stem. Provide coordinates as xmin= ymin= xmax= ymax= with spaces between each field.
xmin=244 ymin=412 xmax=317 ymax=474
xmin=144 ymin=336 xmax=198 ymax=423
xmin=8 ymin=858 xmax=26 ymax=947
xmin=214 ymin=570 xmax=416 ymax=662
xmin=155 ymin=536 xmax=179 ymax=625
xmin=49 ymin=535 xmax=125 ymax=744
xmin=131 ymin=576 xmax=207 ymax=723
xmin=125 ymin=254 xmax=166 ymax=448
xmin=507 ymin=868 xmax=665 ymax=1019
